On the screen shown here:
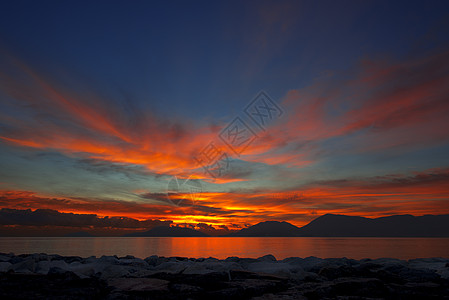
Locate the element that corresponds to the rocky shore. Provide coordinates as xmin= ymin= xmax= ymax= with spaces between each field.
xmin=1 ymin=253 xmax=449 ymax=299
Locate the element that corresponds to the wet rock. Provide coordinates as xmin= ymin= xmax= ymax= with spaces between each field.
xmin=258 ymin=254 xmax=277 ymax=262
xmin=1 ymin=253 xmax=449 ymax=299
xmin=35 ymin=259 xmax=70 ymax=275
xmin=289 ymin=256 xmax=324 ymax=272
xmin=247 ymin=262 xmax=294 ymax=278
xmin=439 ymin=268 xmax=449 ymax=280
xmin=11 ymin=257 xmax=35 ymax=273
xmin=173 ymin=256 xmax=189 ymax=261
xmin=98 ymin=255 xmax=119 ymax=265
xmin=233 ymin=257 xmax=259 ymax=268
xmin=118 ymin=257 xmax=148 ymax=268
xmin=302 ymin=277 xmax=388 ymax=299
xmin=67 ymin=261 xmax=96 ymax=278
xmin=183 ymin=261 xmax=242 ymax=275
xmin=48 ymin=266 xmax=79 ymax=279
xmin=108 ymin=277 xmax=169 ymax=292
xmin=151 ymin=261 xmax=187 ymax=274
xmin=0 ymin=262 xmax=12 ymax=272
xmin=317 ymin=265 xmax=358 ymax=280
xmin=8 ymin=256 xmax=24 ymax=264
xmin=0 ymin=255 xmax=11 ymax=262
xmin=98 ymin=265 xmax=136 ymax=279
xmin=144 ymin=255 xmax=160 ymax=266
xmin=170 ymin=283 xmax=203 ymax=293
xmin=225 ymin=256 xmax=241 ymax=262
xmin=0 ymin=272 xmax=108 ymax=299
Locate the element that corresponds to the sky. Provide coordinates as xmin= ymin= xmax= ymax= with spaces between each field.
xmin=1 ymin=0 xmax=449 ymax=236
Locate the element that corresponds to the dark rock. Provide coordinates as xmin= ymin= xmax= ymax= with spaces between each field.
xmin=8 ymin=256 xmax=24 ymax=264
xmin=1 ymin=253 xmax=449 ymax=299
xmin=170 ymin=283 xmax=203 ymax=293
xmin=258 ymin=254 xmax=277 ymax=262
xmin=317 ymin=265 xmax=358 ymax=280
xmin=11 ymin=258 xmax=35 ymax=273
xmin=48 ymin=267 xmax=80 ymax=281
xmin=144 ymin=255 xmax=160 ymax=266
xmin=0 ymin=272 xmax=109 ymax=299
xmin=62 ymin=256 xmax=83 ymax=264
xmin=108 ymin=277 xmax=169 ymax=292
xmin=173 ymin=256 xmax=189 ymax=261
xmin=225 ymin=256 xmax=240 ymax=262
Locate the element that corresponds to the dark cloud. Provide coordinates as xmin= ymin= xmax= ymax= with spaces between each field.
xmin=0 ymin=208 xmax=172 ymax=228
xmin=309 ymin=168 xmax=449 ymax=189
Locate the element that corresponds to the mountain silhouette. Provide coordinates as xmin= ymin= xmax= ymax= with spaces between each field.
xmin=296 ymin=214 xmax=449 ymax=237
xmin=229 ymin=221 xmax=303 ymax=237
xmin=124 ymin=226 xmax=209 ymax=237
xmin=230 ymin=214 xmax=449 ymax=237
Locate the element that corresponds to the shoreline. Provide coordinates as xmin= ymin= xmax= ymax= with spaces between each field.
xmin=1 ymin=253 xmax=449 ymax=299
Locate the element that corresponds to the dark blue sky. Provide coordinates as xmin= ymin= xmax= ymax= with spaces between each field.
xmin=2 ymin=0 xmax=447 ymax=119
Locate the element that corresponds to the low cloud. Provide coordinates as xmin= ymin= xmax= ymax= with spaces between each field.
xmin=0 ymin=208 xmax=172 ymax=229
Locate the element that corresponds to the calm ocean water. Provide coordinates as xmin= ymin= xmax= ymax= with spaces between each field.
xmin=0 ymin=237 xmax=448 ymax=259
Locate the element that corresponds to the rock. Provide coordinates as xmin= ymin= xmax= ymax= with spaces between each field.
xmin=1 ymin=253 xmax=449 ymax=299
xmin=246 ymin=262 xmax=307 ymax=280
xmin=8 ymin=256 xmax=24 ymax=264
xmin=205 ymin=257 xmax=220 ymax=262
xmin=258 ymin=254 xmax=277 ymax=262
xmin=144 ymin=255 xmax=161 ymax=266
xmin=0 ymin=255 xmax=10 ymax=263
xmin=35 ymin=260 xmax=70 ymax=275
xmin=83 ymin=256 xmax=97 ymax=264
xmin=317 ymin=265 xmax=358 ymax=280
xmin=399 ymin=267 xmax=440 ymax=282
xmin=225 ymin=256 xmax=240 ymax=262
xmin=286 ymin=256 xmax=324 ymax=272
xmin=226 ymin=278 xmax=288 ymax=297
xmin=108 ymin=278 xmax=169 ymax=292
xmin=152 ymin=261 xmax=187 ymax=274
xmin=11 ymin=258 xmax=35 ymax=273
xmin=170 ymin=283 xmax=203 ymax=293
xmin=67 ymin=261 xmax=96 ymax=278
xmin=183 ymin=261 xmax=242 ymax=275
xmin=48 ymin=266 xmax=78 ymax=277
xmin=172 ymin=256 xmax=189 ymax=261
xmin=29 ymin=253 xmax=50 ymax=262
xmin=48 ymin=254 xmax=64 ymax=261
xmin=61 ymin=255 xmax=83 ymax=263
xmin=302 ymin=277 xmax=388 ymax=299
xmin=408 ymin=257 xmax=449 ymax=273
xmin=0 ymin=262 xmax=12 ymax=272
xmin=98 ymin=255 xmax=119 ymax=265
xmin=439 ymin=268 xmax=449 ymax=280
xmin=233 ymin=257 xmax=259 ymax=268
xmin=97 ymin=265 xmax=135 ymax=279
xmin=118 ymin=257 xmax=148 ymax=268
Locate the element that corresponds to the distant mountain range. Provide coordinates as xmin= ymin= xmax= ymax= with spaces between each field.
xmin=122 ymin=214 xmax=449 ymax=237
xmin=230 ymin=214 xmax=449 ymax=237
xmin=295 ymin=214 xmax=449 ymax=237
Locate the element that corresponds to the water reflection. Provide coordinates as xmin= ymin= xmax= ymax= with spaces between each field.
xmin=0 ymin=237 xmax=448 ymax=259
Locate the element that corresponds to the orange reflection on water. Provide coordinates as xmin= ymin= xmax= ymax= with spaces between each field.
xmin=1 ymin=237 xmax=448 ymax=260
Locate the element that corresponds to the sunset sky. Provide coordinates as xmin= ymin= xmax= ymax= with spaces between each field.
xmin=1 ymin=0 xmax=449 ymax=235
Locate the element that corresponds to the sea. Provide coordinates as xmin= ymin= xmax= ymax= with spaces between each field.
xmin=1 ymin=237 xmax=448 ymax=260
